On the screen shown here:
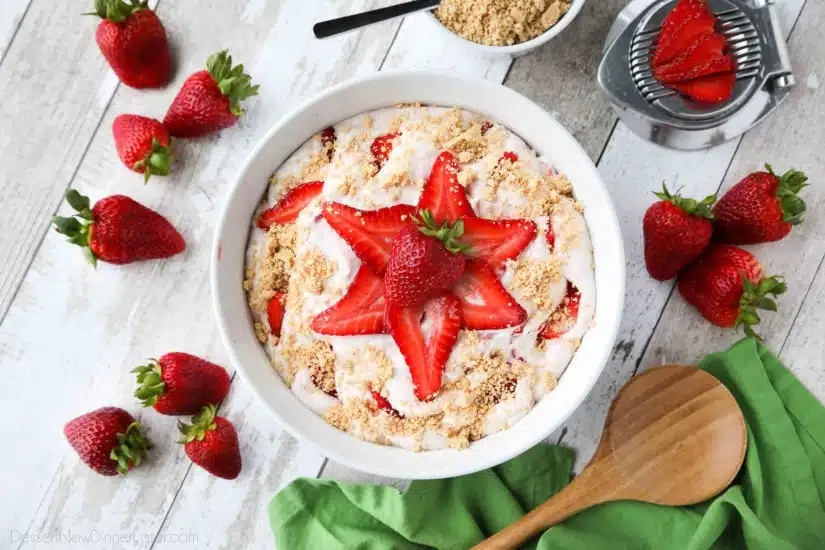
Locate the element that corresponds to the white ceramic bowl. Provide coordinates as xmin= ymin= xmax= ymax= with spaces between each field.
xmin=425 ymin=0 xmax=587 ymax=57
xmin=212 ymin=71 xmax=624 ymax=480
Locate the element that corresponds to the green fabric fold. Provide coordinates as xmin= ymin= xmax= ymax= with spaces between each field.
xmin=270 ymin=338 xmax=825 ymax=549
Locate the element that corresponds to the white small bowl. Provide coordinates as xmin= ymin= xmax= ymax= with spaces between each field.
xmin=212 ymin=71 xmax=624 ymax=480
xmin=425 ymin=0 xmax=587 ymax=57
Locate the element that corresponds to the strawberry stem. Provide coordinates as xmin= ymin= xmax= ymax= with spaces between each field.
xmin=765 ymin=164 xmax=808 ymax=225
xmin=653 ymin=183 xmax=716 ymax=219
xmin=132 ymin=359 xmax=166 ymax=407
xmin=110 ymin=421 xmax=150 ymax=475
xmin=178 ymin=404 xmax=218 ymax=444
xmin=52 ymin=189 xmax=98 ymax=268
xmin=205 ymin=50 xmax=260 ymax=117
xmin=414 ymin=209 xmax=472 ymax=254
xmin=736 ymin=273 xmax=787 ymax=338
xmin=133 ymin=137 xmax=174 ymax=184
xmin=86 ymin=0 xmax=148 ymax=23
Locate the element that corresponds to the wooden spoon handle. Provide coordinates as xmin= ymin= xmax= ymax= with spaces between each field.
xmin=471 ymin=468 xmax=612 ymax=550
xmin=313 ymin=0 xmax=441 ymax=39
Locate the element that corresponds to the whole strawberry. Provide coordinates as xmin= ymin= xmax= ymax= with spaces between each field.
xmin=163 ymin=50 xmax=259 ymax=138
xmin=384 ymin=210 xmax=470 ymax=307
xmin=64 ymin=407 xmax=150 ymax=476
xmin=133 ymin=353 xmax=230 ymax=416
xmin=53 ymin=189 xmax=185 ymax=266
xmin=643 ymin=184 xmax=715 ymax=281
xmin=113 ymin=114 xmax=174 ymax=183
xmin=90 ymin=0 xmax=170 ymax=89
xmin=179 ymin=405 xmax=242 ymax=480
xmin=678 ymin=244 xmax=786 ymax=337
xmin=713 ymin=165 xmax=808 ymax=244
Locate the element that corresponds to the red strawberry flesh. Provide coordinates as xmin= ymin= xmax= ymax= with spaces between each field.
xmin=418 ymin=151 xmax=475 ymax=224
xmin=321 ymin=202 xmax=416 ymax=275
xmin=654 ymin=0 xmax=715 ymax=67
xmin=320 ymin=127 xmax=336 ymax=161
xmin=459 ymin=217 xmax=537 ymax=268
xmin=370 ymin=389 xmax=401 ymax=417
xmin=453 ymin=260 xmax=527 ymax=330
xmin=267 ymin=292 xmax=286 ymax=336
xmin=371 ymin=133 xmax=399 ymax=170
xmin=671 ymin=72 xmax=736 ymax=103
xmin=311 ymin=265 xmax=387 ymax=335
xmin=540 ymin=281 xmax=581 ymax=340
xmin=386 ymin=294 xmax=462 ymax=401
xmin=257 ymin=181 xmax=324 ymax=230
xmin=655 ymin=33 xmax=733 ymax=83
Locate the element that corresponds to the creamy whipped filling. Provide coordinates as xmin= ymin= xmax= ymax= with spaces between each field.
xmin=245 ymin=106 xmax=595 ymax=451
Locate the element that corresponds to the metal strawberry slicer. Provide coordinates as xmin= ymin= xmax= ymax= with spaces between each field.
xmin=597 ymin=0 xmax=794 ymax=150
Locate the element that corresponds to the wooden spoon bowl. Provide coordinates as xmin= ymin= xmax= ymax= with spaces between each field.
xmin=473 ymin=365 xmax=747 ymax=550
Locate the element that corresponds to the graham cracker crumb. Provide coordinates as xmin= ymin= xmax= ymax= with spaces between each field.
xmin=435 ymin=0 xmax=571 ymax=47
xmin=294 ymin=248 xmax=336 ymax=294
xmin=282 ymin=340 xmax=336 ymax=387
xmin=542 ymin=371 xmax=558 ymax=391
xmin=325 ymin=405 xmax=351 ymax=431
xmin=247 ymin=224 xmax=297 ymax=311
xmin=508 ymin=257 xmax=564 ymax=311
xmin=446 ymin=123 xmax=488 ymax=164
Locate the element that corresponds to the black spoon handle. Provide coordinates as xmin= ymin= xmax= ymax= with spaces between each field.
xmin=313 ymin=0 xmax=441 ymax=39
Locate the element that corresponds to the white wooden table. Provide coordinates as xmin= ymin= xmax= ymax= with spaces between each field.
xmin=1 ymin=1 xmax=823 ymax=548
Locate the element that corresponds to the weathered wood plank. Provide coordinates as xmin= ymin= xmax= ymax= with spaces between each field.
xmin=556 ymin=0 xmax=809 ymax=470
xmin=0 ymin=0 xmax=30 ymax=61
xmin=2 ymin=0 xmax=401 ymax=547
xmin=0 ymin=0 xmax=159 ymax=322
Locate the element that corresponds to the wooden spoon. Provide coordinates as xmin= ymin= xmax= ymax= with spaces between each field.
xmin=473 ymin=365 xmax=747 ymax=550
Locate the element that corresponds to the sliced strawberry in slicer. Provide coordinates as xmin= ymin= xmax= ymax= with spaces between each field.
xmin=386 ymin=294 xmax=462 ymax=402
xmin=257 ymin=181 xmax=324 ymax=230
xmin=371 ymin=133 xmax=400 ymax=171
xmin=311 ymin=265 xmax=387 ymax=335
xmin=654 ymin=33 xmax=733 ymax=84
xmin=418 ymin=151 xmax=475 ymax=224
xmin=671 ymin=72 xmax=736 ymax=103
xmin=653 ymin=0 xmax=716 ymax=67
xmin=321 ymin=202 xmax=417 ymax=275
xmin=540 ymin=281 xmax=582 ymax=340
xmin=453 ymin=260 xmax=527 ymax=330
xmin=266 ymin=292 xmax=286 ymax=336
xmin=459 ymin=217 xmax=538 ymax=268
xmin=370 ymin=388 xmax=401 ymax=417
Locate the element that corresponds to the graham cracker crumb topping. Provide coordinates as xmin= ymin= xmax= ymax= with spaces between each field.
xmin=508 ymin=257 xmax=564 ymax=311
xmin=435 ymin=0 xmax=571 ymax=47
xmin=294 ymin=248 xmax=336 ymax=295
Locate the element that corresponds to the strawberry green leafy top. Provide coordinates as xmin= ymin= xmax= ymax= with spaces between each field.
xmin=87 ymin=0 xmax=149 ymax=23
xmin=206 ymin=50 xmax=260 ymax=117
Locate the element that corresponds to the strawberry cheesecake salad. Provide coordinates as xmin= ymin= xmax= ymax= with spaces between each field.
xmin=244 ymin=105 xmax=595 ymax=451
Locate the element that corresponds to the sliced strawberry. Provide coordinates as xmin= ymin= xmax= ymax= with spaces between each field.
xmin=453 ymin=260 xmax=527 ymax=330
xmin=320 ymin=127 xmax=336 ymax=161
xmin=371 ymin=133 xmax=399 ymax=170
xmin=386 ymin=294 xmax=462 ymax=401
xmin=321 ymin=202 xmax=416 ymax=275
xmin=257 ymin=181 xmax=324 ymax=230
xmin=370 ymin=389 xmax=401 ymax=417
xmin=267 ymin=292 xmax=286 ymax=336
xmin=311 ymin=265 xmax=386 ymax=335
xmin=670 ymin=72 xmax=735 ymax=103
xmin=654 ymin=33 xmax=733 ymax=83
xmin=654 ymin=1 xmax=715 ymax=67
xmin=499 ymin=151 xmax=519 ymax=163
xmin=418 ymin=152 xmax=475 ymax=224
xmin=459 ymin=218 xmax=537 ymax=268
xmin=540 ymin=281 xmax=581 ymax=340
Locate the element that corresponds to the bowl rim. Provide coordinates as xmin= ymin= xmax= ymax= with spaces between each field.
xmin=211 ymin=69 xmax=624 ymax=479
xmin=423 ymin=0 xmax=587 ymax=56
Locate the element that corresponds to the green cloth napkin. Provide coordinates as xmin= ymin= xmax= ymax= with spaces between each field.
xmin=270 ymin=338 xmax=825 ymax=549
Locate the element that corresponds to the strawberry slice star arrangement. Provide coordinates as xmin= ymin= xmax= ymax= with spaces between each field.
xmin=313 ymin=150 xmax=537 ymax=401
